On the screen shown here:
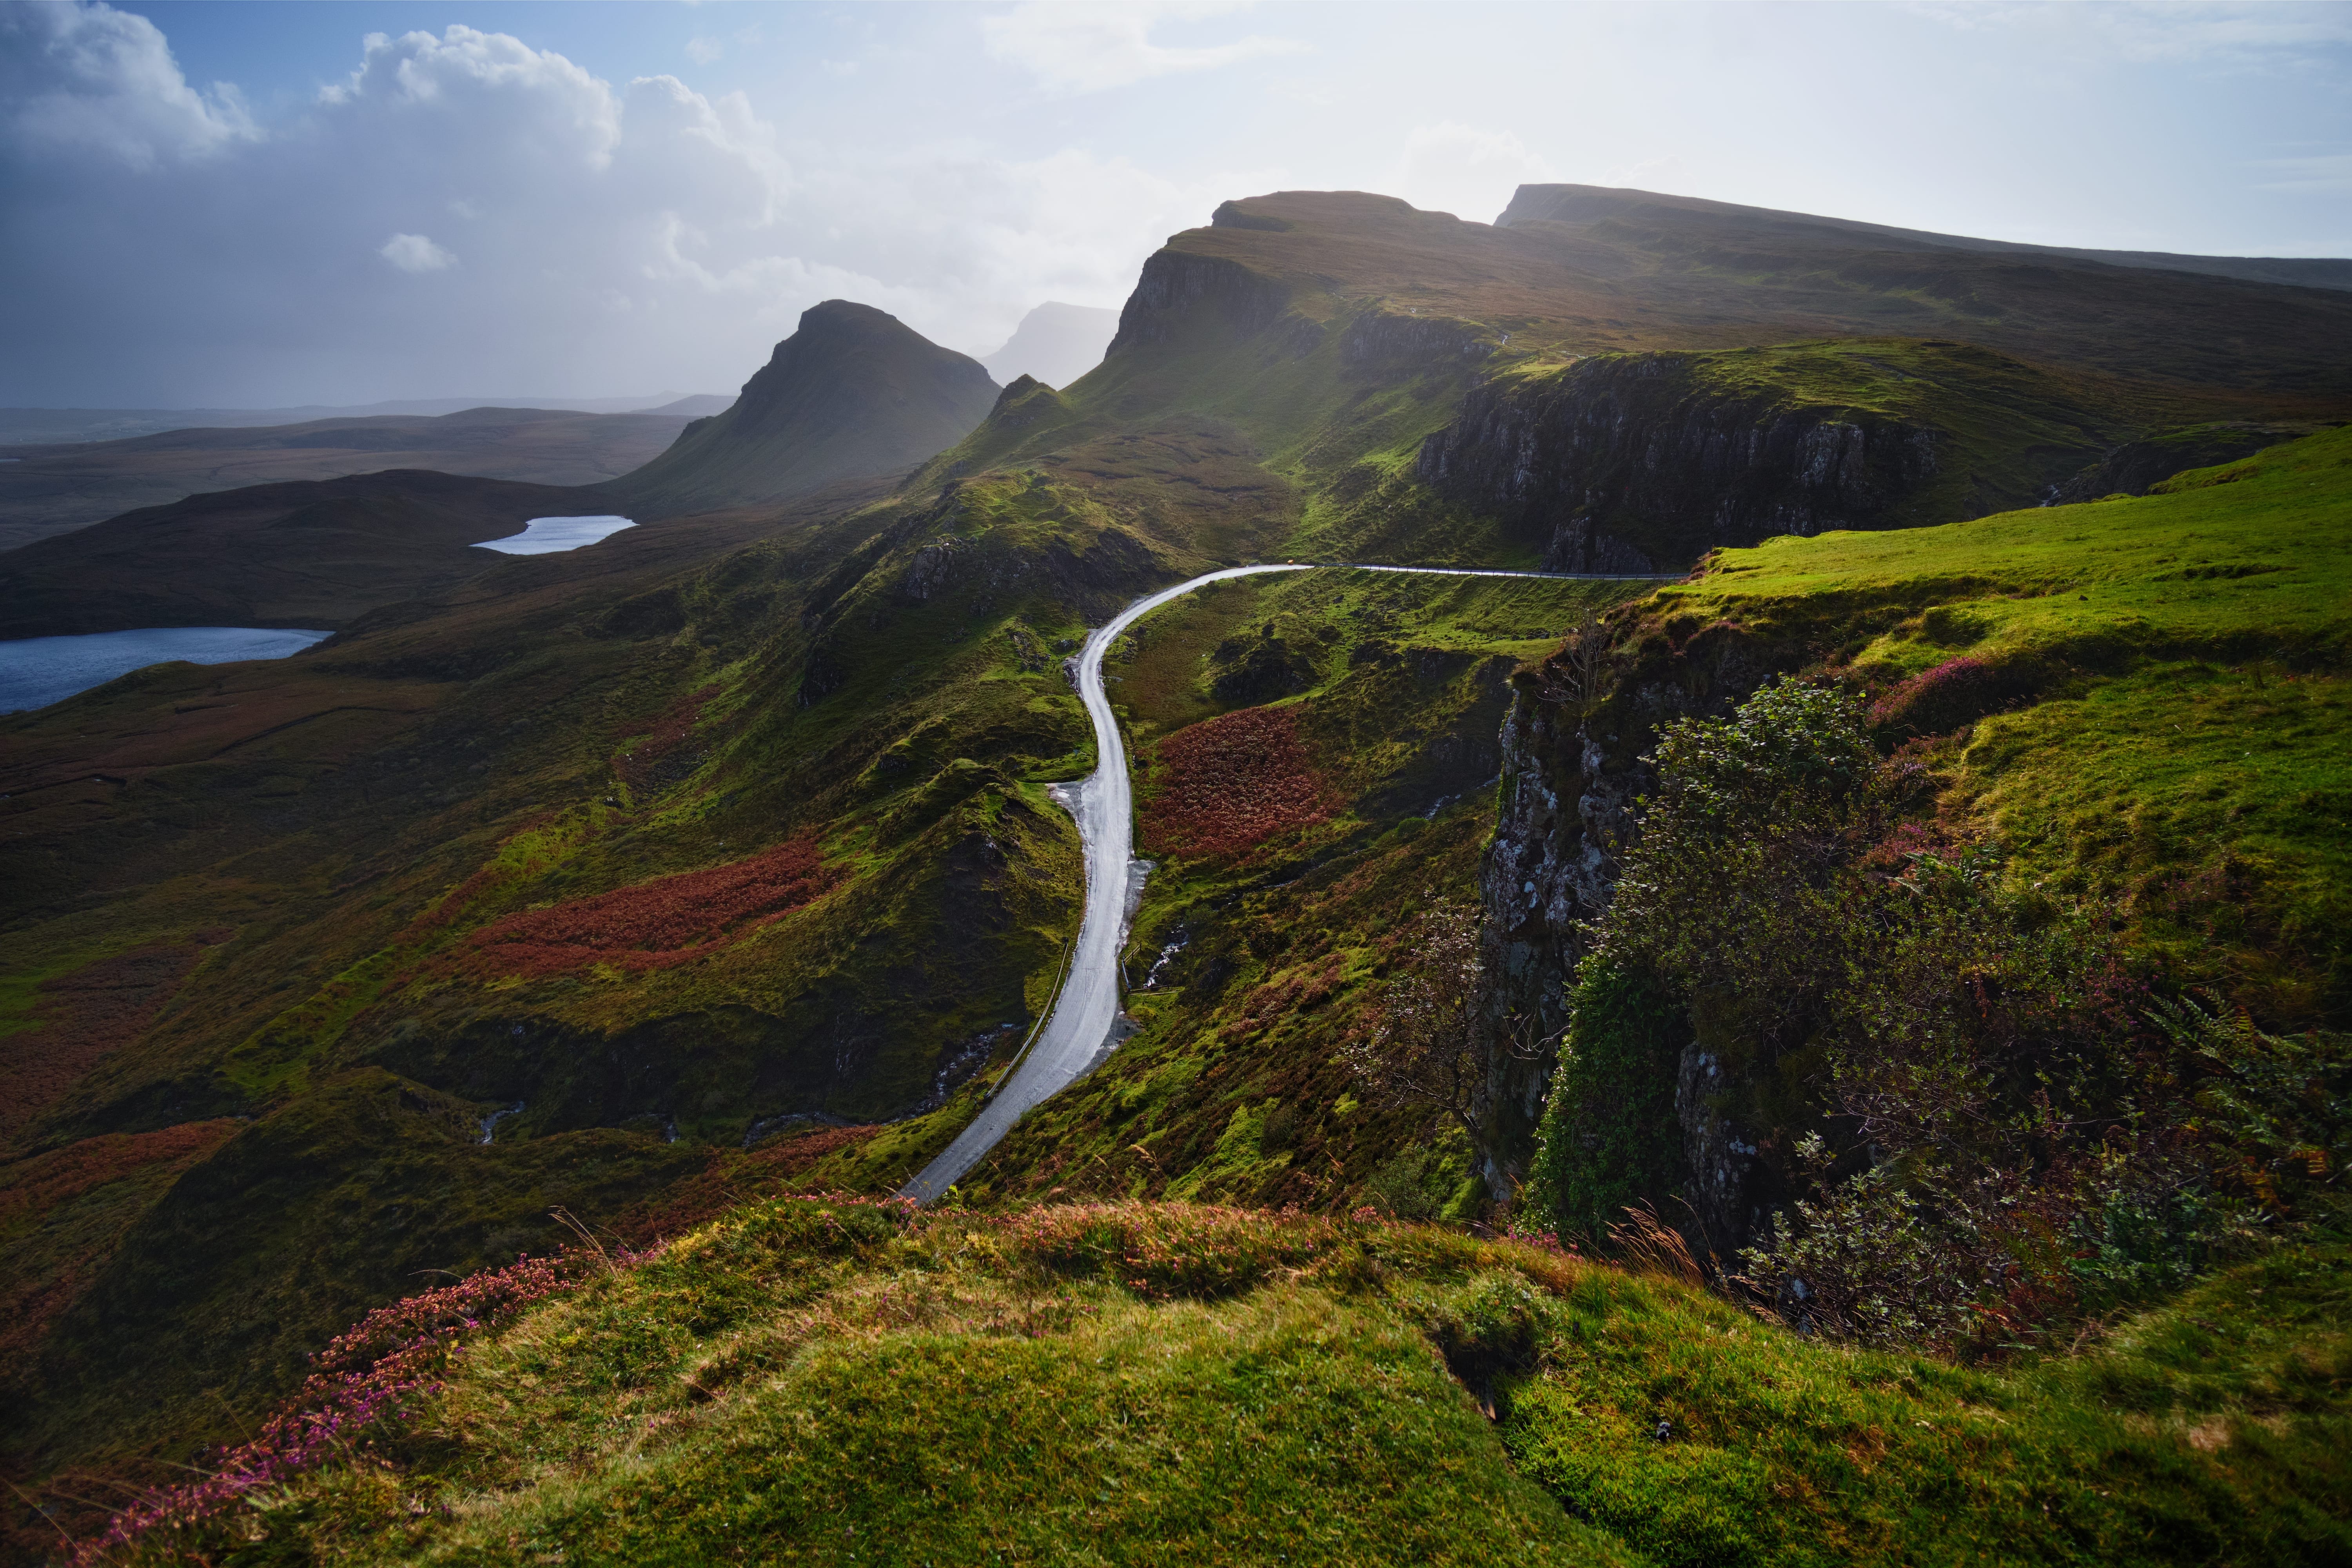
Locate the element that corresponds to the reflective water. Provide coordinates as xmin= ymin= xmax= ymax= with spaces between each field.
xmin=472 ymin=514 xmax=636 ymax=555
xmin=0 ymin=626 xmax=332 ymax=713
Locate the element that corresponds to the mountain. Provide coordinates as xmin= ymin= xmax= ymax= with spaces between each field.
xmin=0 ymin=406 xmax=702 ymax=553
xmin=978 ymin=301 xmax=1122 ymax=389
xmin=1499 ymin=182 xmax=2352 ymax=292
xmin=642 ymin=393 xmax=737 ymax=418
xmin=607 ymin=300 xmax=1000 ymax=517
xmin=0 ymin=393 xmax=734 ymax=448
xmin=5 ymin=188 xmax=2350 ymax=1564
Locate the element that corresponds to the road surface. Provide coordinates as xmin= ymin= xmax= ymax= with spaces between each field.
xmin=898 ymin=561 xmax=1670 ymax=1202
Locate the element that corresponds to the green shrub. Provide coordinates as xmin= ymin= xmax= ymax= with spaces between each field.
xmin=1530 ymin=953 xmax=1685 ymax=1240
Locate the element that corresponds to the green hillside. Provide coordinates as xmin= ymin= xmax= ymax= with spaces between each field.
xmin=7 ymin=189 xmax=2352 ymax=1560
xmin=84 ymin=1198 xmax=2352 ymax=1567
xmin=1648 ymin=422 xmax=2352 ymax=1021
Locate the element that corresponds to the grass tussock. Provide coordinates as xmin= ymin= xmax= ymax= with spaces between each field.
xmin=71 ymin=1196 xmax=2349 ymax=1567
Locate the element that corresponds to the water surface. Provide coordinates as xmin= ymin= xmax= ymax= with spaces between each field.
xmin=0 ymin=626 xmax=331 ymax=714
xmin=472 ymin=515 xmax=636 ymax=555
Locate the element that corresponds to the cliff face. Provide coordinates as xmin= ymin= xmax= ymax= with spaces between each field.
xmin=1104 ymin=250 xmax=1293 ymax=357
xmin=1417 ymin=352 xmax=1942 ymax=572
xmin=1474 ymin=626 xmax=1788 ymax=1251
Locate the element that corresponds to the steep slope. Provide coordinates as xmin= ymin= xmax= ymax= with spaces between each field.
xmin=915 ymin=189 xmax=2351 ymax=575
xmin=609 ymin=300 xmax=999 ymax=517
xmin=0 ymin=407 xmax=699 ymax=552
xmin=1477 ymin=426 xmax=2352 ymax=1250
xmin=9 ymin=187 xmax=2352 ymax=1561
xmin=980 ymin=301 xmax=1122 ymax=388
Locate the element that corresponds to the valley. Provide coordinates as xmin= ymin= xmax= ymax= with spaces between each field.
xmin=0 ymin=405 xmax=717 ymax=554
xmin=3 ymin=184 xmax=2348 ymax=1565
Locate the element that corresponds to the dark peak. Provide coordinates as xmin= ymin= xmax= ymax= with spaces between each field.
xmin=796 ymin=298 xmax=904 ymax=333
xmin=995 ymin=374 xmax=1046 ymax=404
xmin=606 ymin=299 xmax=997 ymax=515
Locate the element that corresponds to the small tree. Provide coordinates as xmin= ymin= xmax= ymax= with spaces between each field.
xmin=1344 ymin=898 xmax=1491 ymax=1171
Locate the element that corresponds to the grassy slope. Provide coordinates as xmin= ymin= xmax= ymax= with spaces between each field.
xmin=1643 ymin=423 xmax=2352 ymax=1024
xmin=947 ymin=568 xmax=1642 ymax=1216
xmin=11 ymin=189 xmax=2352 ymax=1551
xmin=112 ymin=1199 xmax=2349 ymax=1567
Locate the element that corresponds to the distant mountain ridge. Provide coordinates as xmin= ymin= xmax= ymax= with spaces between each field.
xmin=0 ymin=406 xmax=705 ymax=553
xmin=0 ymin=393 xmax=736 ymax=448
xmin=979 ymin=302 xmax=1122 ymax=390
xmin=1498 ymin=183 xmax=2352 ymax=292
xmin=607 ymin=300 xmax=999 ymax=517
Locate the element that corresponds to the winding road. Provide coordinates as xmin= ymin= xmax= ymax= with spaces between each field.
xmin=899 ymin=562 xmax=1666 ymax=1203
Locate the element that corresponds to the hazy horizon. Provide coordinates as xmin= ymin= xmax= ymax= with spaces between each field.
xmin=5 ymin=0 xmax=2348 ymax=410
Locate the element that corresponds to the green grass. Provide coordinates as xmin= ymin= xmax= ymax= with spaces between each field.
xmin=1639 ymin=423 xmax=2352 ymax=1024
xmin=111 ymin=1199 xmax=2350 ymax=1567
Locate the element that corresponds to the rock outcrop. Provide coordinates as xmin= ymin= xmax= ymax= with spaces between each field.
xmin=1105 ymin=250 xmax=1293 ymax=356
xmin=1473 ymin=624 xmax=1789 ymax=1254
xmin=1417 ymin=353 xmax=1942 ymax=572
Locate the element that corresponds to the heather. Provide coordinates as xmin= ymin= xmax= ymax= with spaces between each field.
xmin=71 ymin=1196 xmax=2352 ymax=1566
xmin=0 ymin=946 xmax=200 ymax=1140
xmin=1140 ymin=702 xmax=1336 ymax=860
xmin=452 ymin=834 xmax=839 ymax=978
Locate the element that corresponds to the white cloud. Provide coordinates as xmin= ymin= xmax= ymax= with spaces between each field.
xmin=381 ymin=232 xmax=458 ymax=272
xmin=1389 ymin=122 xmax=1553 ymax=224
xmin=685 ymin=36 xmax=723 ymax=66
xmin=0 ymin=0 xmax=255 ymax=169
xmin=2256 ymin=152 xmax=2352 ymax=195
xmin=0 ymin=9 xmax=1264 ymax=404
xmin=982 ymin=1 xmax=1307 ymax=94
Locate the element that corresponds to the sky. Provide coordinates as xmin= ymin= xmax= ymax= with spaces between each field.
xmin=3 ymin=0 xmax=2348 ymax=409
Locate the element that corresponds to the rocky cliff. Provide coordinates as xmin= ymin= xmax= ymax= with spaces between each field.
xmin=1417 ymin=351 xmax=1945 ymax=572
xmin=1473 ymin=621 xmax=1789 ymax=1252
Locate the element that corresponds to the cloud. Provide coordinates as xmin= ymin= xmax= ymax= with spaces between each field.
xmin=2256 ymin=152 xmax=2352 ymax=195
xmin=381 ymin=232 xmax=458 ymax=272
xmin=0 ymin=0 xmax=255 ymax=169
xmin=982 ymin=1 xmax=1307 ymax=94
xmin=0 ymin=9 xmax=1262 ymax=405
xmin=684 ymin=36 xmax=723 ymax=66
xmin=1389 ymin=122 xmax=1553 ymax=223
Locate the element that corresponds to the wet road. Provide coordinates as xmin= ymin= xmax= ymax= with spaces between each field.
xmin=899 ymin=561 xmax=1670 ymax=1203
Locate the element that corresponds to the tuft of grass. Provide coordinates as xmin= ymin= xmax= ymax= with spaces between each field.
xmin=83 ymin=1196 xmax=2351 ymax=1567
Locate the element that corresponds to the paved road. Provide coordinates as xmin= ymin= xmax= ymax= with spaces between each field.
xmin=898 ymin=561 xmax=1673 ymax=1203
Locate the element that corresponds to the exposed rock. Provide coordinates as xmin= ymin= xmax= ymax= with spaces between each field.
xmin=1418 ymin=352 xmax=1942 ymax=570
xmin=2050 ymin=422 xmax=2307 ymax=504
xmin=1106 ymin=251 xmax=1293 ymax=355
xmin=901 ymin=539 xmax=962 ymax=603
xmin=1473 ymin=624 xmax=1790 ymax=1253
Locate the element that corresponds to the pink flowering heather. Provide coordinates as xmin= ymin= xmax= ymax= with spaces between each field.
xmin=1868 ymin=654 xmax=2016 ymax=739
xmin=78 ymin=1249 xmax=600 ymax=1564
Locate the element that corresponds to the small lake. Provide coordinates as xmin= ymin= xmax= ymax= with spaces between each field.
xmin=473 ymin=515 xmax=636 ymax=555
xmin=0 ymin=626 xmax=332 ymax=714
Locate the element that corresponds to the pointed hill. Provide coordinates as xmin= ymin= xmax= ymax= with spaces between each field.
xmin=608 ymin=300 xmax=999 ymax=517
